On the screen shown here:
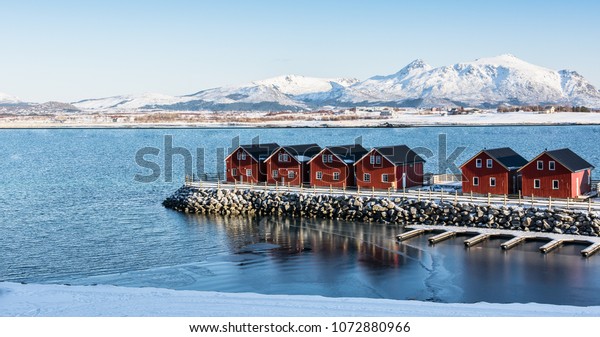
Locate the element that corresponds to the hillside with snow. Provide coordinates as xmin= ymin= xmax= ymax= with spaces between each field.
xmin=7 ymin=55 xmax=600 ymax=113
xmin=0 ymin=92 xmax=21 ymax=104
xmin=337 ymin=54 xmax=600 ymax=108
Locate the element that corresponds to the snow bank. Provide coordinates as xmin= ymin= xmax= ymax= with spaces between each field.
xmin=1 ymin=282 xmax=599 ymax=317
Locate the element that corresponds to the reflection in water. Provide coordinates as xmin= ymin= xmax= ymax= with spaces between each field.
xmin=69 ymin=213 xmax=600 ymax=306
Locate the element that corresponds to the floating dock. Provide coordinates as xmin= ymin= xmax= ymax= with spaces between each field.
xmin=397 ymin=225 xmax=600 ymax=258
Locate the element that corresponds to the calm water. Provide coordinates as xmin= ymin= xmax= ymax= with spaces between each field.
xmin=1 ymin=126 xmax=600 ymax=306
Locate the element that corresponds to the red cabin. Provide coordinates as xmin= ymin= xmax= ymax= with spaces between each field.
xmin=225 ymin=143 xmax=279 ymax=183
xmin=354 ymin=145 xmax=425 ymax=190
xmin=264 ymin=144 xmax=322 ymax=186
xmin=461 ymin=147 xmax=528 ymax=195
xmin=519 ymin=148 xmax=594 ymax=199
xmin=308 ymin=144 xmax=368 ymax=188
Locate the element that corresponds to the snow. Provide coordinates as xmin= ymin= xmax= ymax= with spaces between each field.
xmin=253 ymin=75 xmax=358 ymax=96
xmin=1 ymin=282 xmax=599 ymax=317
xmin=72 ymin=93 xmax=183 ymax=111
xmin=0 ymin=92 xmax=21 ymax=104
xmin=63 ymin=55 xmax=600 ymax=113
xmin=342 ymin=54 xmax=600 ymax=107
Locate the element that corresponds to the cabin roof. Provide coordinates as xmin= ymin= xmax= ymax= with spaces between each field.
xmin=237 ymin=143 xmax=280 ymax=161
xmin=373 ymin=145 xmax=426 ymax=165
xmin=545 ymin=148 xmax=595 ymax=172
xmin=326 ymin=144 xmax=369 ymax=164
xmin=461 ymin=147 xmax=528 ymax=171
xmin=281 ymin=144 xmax=322 ymax=162
xmin=484 ymin=147 xmax=529 ymax=170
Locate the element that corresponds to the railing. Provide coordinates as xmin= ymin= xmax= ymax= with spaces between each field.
xmin=184 ymin=175 xmax=600 ymax=213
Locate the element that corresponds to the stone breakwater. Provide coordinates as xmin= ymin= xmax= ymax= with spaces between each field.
xmin=163 ymin=186 xmax=600 ymax=237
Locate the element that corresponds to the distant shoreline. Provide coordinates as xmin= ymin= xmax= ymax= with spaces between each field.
xmin=2 ymin=110 xmax=600 ymax=129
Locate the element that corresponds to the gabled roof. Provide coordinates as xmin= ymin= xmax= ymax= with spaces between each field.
xmin=460 ymin=147 xmax=528 ymax=171
xmin=519 ymin=148 xmax=594 ymax=172
xmin=265 ymin=143 xmax=322 ymax=163
xmin=307 ymin=144 xmax=369 ymax=165
xmin=226 ymin=143 xmax=280 ymax=162
xmin=370 ymin=145 xmax=426 ymax=165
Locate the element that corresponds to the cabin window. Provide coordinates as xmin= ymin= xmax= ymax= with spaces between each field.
xmin=288 ymin=171 xmax=295 ymax=179
xmin=232 ymin=168 xmax=237 ymax=176
xmin=279 ymin=153 xmax=290 ymax=162
xmin=486 ymin=159 xmax=493 ymax=168
xmin=475 ymin=159 xmax=482 ymax=168
xmin=316 ymin=171 xmax=322 ymax=180
xmin=473 ymin=177 xmax=479 ymax=186
xmin=489 ymin=177 xmax=496 ymax=187
xmin=370 ymin=155 xmax=381 ymax=165
xmin=272 ymin=170 xmax=278 ymax=178
xmin=549 ymin=161 xmax=555 ymax=171
xmin=537 ymin=160 xmax=543 ymax=170
xmin=246 ymin=169 xmax=252 ymax=177
xmin=381 ymin=174 xmax=389 ymax=182
xmin=333 ymin=172 xmax=340 ymax=181
xmin=322 ymin=154 xmax=333 ymax=163
xmin=364 ymin=173 xmax=371 ymax=182
xmin=552 ymin=180 xmax=559 ymax=190
xmin=534 ymin=179 xmax=541 ymax=189
xmin=237 ymin=152 xmax=247 ymax=160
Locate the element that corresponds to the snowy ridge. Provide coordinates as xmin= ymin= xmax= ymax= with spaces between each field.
xmin=42 ymin=55 xmax=600 ymax=111
xmin=0 ymin=92 xmax=21 ymax=104
xmin=340 ymin=54 xmax=600 ymax=107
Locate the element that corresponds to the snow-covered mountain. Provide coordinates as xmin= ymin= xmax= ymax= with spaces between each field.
xmin=0 ymin=92 xmax=21 ymax=104
xmin=336 ymin=54 xmax=600 ymax=108
xmin=36 ymin=55 xmax=600 ymax=112
xmin=72 ymin=93 xmax=182 ymax=111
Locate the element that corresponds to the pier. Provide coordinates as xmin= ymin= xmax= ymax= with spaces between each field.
xmin=397 ymin=225 xmax=600 ymax=257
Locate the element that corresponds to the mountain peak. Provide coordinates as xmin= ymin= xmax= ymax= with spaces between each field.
xmin=0 ymin=92 xmax=21 ymax=104
xmin=470 ymin=54 xmax=532 ymax=68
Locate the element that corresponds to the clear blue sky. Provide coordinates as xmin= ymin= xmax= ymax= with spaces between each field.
xmin=1 ymin=0 xmax=599 ymax=102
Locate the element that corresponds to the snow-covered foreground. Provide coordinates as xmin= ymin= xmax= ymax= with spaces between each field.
xmin=1 ymin=282 xmax=599 ymax=317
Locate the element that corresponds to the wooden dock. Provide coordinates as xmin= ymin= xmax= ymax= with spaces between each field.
xmin=397 ymin=225 xmax=600 ymax=258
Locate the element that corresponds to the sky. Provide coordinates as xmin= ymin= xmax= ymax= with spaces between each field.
xmin=1 ymin=0 xmax=599 ymax=102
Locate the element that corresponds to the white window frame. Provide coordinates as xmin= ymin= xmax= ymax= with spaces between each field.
xmin=486 ymin=159 xmax=493 ymax=168
xmin=475 ymin=158 xmax=482 ymax=168
xmin=549 ymin=161 xmax=555 ymax=171
xmin=316 ymin=171 xmax=322 ymax=180
xmin=473 ymin=177 xmax=479 ymax=186
xmin=381 ymin=174 xmax=389 ymax=182
xmin=364 ymin=173 xmax=371 ymax=182
xmin=322 ymin=154 xmax=328 ymax=163
xmin=327 ymin=154 xmax=333 ymax=163
xmin=246 ymin=169 xmax=252 ymax=177
xmin=370 ymin=155 xmax=375 ymax=164
xmin=288 ymin=171 xmax=295 ymax=179
xmin=552 ymin=180 xmax=559 ymax=190
xmin=232 ymin=168 xmax=237 ymax=176
xmin=534 ymin=179 xmax=541 ymax=189
xmin=537 ymin=160 xmax=543 ymax=170
xmin=272 ymin=170 xmax=278 ymax=178
xmin=376 ymin=156 xmax=381 ymax=164
xmin=237 ymin=152 xmax=247 ymax=160
xmin=489 ymin=177 xmax=496 ymax=187
xmin=333 ymin=172 xmax=340 ymax=181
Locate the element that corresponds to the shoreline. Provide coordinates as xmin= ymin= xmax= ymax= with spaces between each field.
xmin=2 ymin=282 xmax=599 ymax=316
xmin=1 ymin=121 xmax=600 ymax=129
xmin=2 ymin=110 xmax=600 ymax=129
